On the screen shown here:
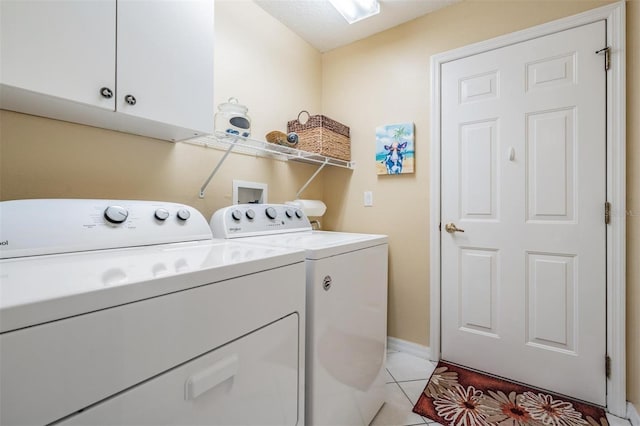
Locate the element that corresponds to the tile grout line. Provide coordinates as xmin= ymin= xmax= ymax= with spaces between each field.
xmin=398 ymin=385 xmax=429 ymax=425
xmin=392 ymin=371 xmax=430 ymax=425
xmin=385 ymin=367 xmax=398 ymax=384
xmin=385 ymin=351 xmax=444 ymax=425
xmin=395 ymin=378 xmax=434 ymax=384
xmin=386 ymin=356 xmax=442 ymax=425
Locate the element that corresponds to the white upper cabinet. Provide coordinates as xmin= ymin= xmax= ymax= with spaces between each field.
xmin=116 ymin=0 xmax=214 ymax=136
xmin=0 ymin=1 xmax=116 ymax=110
xmin=0 ymin=0 xmax=214 ymax=141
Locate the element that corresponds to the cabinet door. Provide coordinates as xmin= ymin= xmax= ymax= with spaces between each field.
xmin=0 ymin=0 xmax=116 ymax=110
xmin=117 ymin=0 xmax=214 ymax=135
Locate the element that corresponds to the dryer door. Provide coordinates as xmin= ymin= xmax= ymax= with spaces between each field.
xmin=59 ymin=314 xmax=300 ymax=426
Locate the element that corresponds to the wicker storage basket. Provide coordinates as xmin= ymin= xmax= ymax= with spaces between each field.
xmin=287 ymin=111 xmax=351 ymax=161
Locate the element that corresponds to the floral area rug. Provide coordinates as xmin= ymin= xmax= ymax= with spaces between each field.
xmin=412 ymin=361 xmax=608 ymax=426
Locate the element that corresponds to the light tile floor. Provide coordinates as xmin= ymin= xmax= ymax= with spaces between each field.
xmin=370 ymin=349 xmax=631 ymax=426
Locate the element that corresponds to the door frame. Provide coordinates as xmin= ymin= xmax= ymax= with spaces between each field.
xmin=429 ymin=2 xmax=626 ymax=416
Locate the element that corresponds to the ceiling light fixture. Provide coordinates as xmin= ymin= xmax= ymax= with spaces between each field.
xmin=328 ymin=0 xmax=380 ymax=24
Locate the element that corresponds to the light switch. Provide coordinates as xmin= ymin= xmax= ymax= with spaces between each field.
xmin=364 ymin=191 xmax=373 ymax=207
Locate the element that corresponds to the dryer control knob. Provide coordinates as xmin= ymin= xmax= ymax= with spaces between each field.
xmin=177 ymin=209 xmax=191 ymax=221
xmin=295 ymin=209 xmax=303 ymax=219
xmin=231 ymin=210 xmax=242 ymax=221
xmin=265 ymin=207 xmax=277 ymax=220
xmin=285 ymin=209 xmax=294 ymax=218
xmin=104 ymin=205 xmax=129 ymax=224
xmin=246 ymin=209 xmax=256 ymax=220
xmin=154 ymin=208 xmax=170 ymax=221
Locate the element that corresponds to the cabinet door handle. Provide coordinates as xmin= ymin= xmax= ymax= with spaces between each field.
xmin=100 ymin=87 xmax=113 ymax=99
xmin=185 ymin=354 xmax=239 ymax=400
xmin=124 ymin=94 xmax=137 ymax=105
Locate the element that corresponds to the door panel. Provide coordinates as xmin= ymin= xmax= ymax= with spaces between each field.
xmin=526 ymin=253 xmax=575 ymax=351
xmin=459 ymin=248 xmax=499 ymax=336
xmin=526 ymin=53 xmax=576 ymax=91
xmin=441 ymin=21 xmax=606 ymax=405
xmin=526 ymin=108 xmax=576 ymax=221
xmin=461 ymin=120 xmax=498 ymax=219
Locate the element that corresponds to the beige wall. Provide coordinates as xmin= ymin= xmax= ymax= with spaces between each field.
xmin=0 ymin=0 xmax=324 ymax=216
xmin=321 ymin=0 xmax=639 ymax=407
xmin=1 ymin=0 xmax=638 ymax=410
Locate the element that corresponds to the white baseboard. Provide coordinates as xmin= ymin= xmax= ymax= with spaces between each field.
xmin=628 ymin=402 xmax=640 ymax=426
xmin=387 ymin=336 xmax=431 ymax=359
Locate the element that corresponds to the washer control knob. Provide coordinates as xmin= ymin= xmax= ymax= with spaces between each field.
xmin=231 ymin=210 xmax=242 ymax=221
xmin=285 ymin=209 xmax=294 ymax=218
xmin=104 ymin=205 xmax=129 ymax=224
xmin=246 ymin=209 xmax=256 ymax=220
xmin=295 ymin=209 xmax=303 ymax=219
xmin=154 ymin=208 xmax=170 ymax=221
xmin=265 ymin=207 xmax=277 ymax=220
xmin=177 ymin=209 xmax=191 ymax=221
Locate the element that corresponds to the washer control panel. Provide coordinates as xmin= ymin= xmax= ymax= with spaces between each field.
xmin=0 ymin=199 xmax=212 ymax=259
xmin=210 ymin=204 xmax=312 ymax=238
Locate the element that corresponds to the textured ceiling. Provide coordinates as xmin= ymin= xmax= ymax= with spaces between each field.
xmin=254 ymin=0 xmax=460 ymax=52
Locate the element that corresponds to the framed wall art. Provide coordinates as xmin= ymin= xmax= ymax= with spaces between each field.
xmin=375 ymin=122 xmax=415 ymax=175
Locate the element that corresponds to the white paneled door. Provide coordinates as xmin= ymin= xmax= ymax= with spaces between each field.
xmin=441 ymin=21 xmax=607 ymax=405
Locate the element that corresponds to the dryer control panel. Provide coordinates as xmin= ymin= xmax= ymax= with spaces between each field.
xmin=210 ymin=204 xmax=312 ymax=238
xmin=0 ymin=199 xmax=212 ymax=259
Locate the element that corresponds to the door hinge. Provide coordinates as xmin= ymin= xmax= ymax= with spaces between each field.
xmin=595 ymin=46 xmax=611 ymax=71
xmin=605 ymin=202 xmax=611 ymax=224
xmin=606 ymin=355 xmax=611 ymax=378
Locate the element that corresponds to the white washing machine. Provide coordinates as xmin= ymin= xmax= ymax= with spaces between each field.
xmin=0 ymin=199 xmax=306 ymax=426
xmin=211 ymin=204 xmax=388 ymax=426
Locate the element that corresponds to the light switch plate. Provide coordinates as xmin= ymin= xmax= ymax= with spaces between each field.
xmin=364 ymin=191 xmax=373 ymax=207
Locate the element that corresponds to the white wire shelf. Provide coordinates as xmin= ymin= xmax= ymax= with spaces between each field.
xmin=189 ymin=132 xmax=355 ymax=169
xmin=186 ymin=132 xmax=355 ymax=198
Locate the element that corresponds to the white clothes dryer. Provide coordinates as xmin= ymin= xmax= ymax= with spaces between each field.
xmin=0 ymin=199 xmax=306 ymax=426
xmin=211 ymin=204 xmax=388 ymax=426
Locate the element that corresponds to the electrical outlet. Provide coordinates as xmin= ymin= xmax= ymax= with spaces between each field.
xmin=364 ymin=191 xmax=373 ymax=207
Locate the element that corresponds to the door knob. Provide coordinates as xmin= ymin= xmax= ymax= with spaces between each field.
xmin=445 ymin=223 xmax=465 ymax=233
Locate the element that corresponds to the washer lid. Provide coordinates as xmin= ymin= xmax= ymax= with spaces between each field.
xmin=238 ymin=231 xmax=388 ymax=260
xmin=0 ymin=240 xmax=305 ymax=333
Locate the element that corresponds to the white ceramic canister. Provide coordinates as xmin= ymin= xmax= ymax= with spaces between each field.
xmin=214 ymin=97 xmax=251 ymax=137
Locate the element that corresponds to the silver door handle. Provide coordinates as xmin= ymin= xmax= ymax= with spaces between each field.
xmin=445 ymin=223 xmax=465 ymax=233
